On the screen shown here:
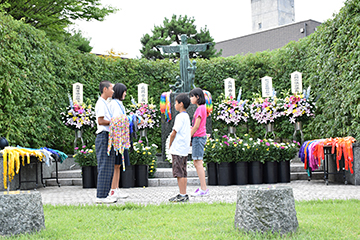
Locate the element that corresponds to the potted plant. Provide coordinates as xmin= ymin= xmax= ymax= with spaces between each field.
xmin=240 ymin=136 xmax=265 ymax=184
xmin=262 ymin=139 xmax=280 ymax=184
xmin=278 ymin=141 xmax=300 ymax=183
xmin=204 ymin=136 xmax=222 ymax=185
xmin=73 ymin=145 xmax=97 ymax=188
xmin=130 ymin=140 xmax=158 ymax=187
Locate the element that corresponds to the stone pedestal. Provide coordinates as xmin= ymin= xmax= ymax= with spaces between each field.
xmin=161 ymin=92 xmax=212 ymax=162
xmin=0 ymin=191 xmax=45 ymax=236
xmin=234 ymin=185 xmax=298 ymax=234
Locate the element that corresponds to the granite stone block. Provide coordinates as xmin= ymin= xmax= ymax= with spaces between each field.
xmin=234 ymin=185 xmax=298 ymax=235
xmin=0 ymin=191 xmax=45 ymax=236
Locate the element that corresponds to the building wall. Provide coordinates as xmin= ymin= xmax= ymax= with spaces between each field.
xmin=215 ymin=20 xmax=321 ymax=57
xmin=252 ymin=0 xmax=295 ymax=32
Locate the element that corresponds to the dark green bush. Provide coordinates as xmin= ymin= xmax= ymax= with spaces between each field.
xmin=1 ymin=0 xmax=360 ymax=154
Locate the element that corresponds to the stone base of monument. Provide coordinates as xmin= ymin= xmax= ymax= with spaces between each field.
xmin=234 ymin=185 xmax=298 ymax=235
xmin=0 ymin=191 xmax=45 ymax=236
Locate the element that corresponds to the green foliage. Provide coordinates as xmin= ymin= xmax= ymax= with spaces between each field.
xmin=140 ymin=14 xmax=221 ymax=60
xmin=204 ymin=133 xmax=299 ymax=163
xmin=64 ymin=29 xmax=93 ymax=53
xmin=2 ymin=0 xmax=360 ymax=154
xmin=2 ymin=0 xmax=118 ymax=42
xmin=73 ymin=145 xmax=97 ymax=167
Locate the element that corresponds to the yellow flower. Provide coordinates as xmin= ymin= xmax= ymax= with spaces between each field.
xmin=73 ymin=154 xmax=77 ymax=157
xmin=151 ymin=166 xmax=154 ymax=168
xmin=150 ymin=170 xmax=153 ymax=172
xmin=137 ymin=151 xmax=139 ymax=153
xmin=143 ymin=152 xmax=146 ymax=155
xmin=88 ymin=149 xmax=93 ymax=153
xmin=148 ymin=152 xmax=151 ymax=155
xmin=92 ymin=145 xmax=95 ymax=148
xmin=247 ymin=146 xmax=250 ymax=149
xmin=152 ymin=160 xmax=155 ymax=162
xmin=244 ymin=134 xmax=248 ymax=136
xmin=216 ymin=139 xmax=219 ymax=142
xmin=212 ymin=144 xmax=215 ymax=149
xmin=266 ymin=148 xmax=269 ymax=151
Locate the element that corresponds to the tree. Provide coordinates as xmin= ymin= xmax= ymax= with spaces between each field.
xmin=1 ymin=0 xmax=118 ymax=42
xmin=64 ymin=29 xmax=93 ymax=53
xmin=140 ymin=14 xmax=222 ymax=60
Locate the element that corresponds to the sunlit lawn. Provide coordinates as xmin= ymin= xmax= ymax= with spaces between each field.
xmin=7 ymin=199 xmax=360 ymax=239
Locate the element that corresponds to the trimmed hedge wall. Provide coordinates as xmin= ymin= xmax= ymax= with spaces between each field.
xmin=1 ymin=0 xmax=360 ymax=153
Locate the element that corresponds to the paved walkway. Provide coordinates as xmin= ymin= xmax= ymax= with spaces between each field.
xmin=36 ymin=180 xmax=360 ymax=205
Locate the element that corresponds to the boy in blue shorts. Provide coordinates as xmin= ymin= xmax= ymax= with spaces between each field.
xmin=168 ymin=93 xmax=191 ymax=202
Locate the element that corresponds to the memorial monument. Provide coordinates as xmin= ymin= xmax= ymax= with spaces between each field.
xmin=158 ymin=34 xmax=212 ymax=162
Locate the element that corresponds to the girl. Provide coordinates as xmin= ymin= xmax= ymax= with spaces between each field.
xmin=189 ymin=88 xmax=209 ymax=196
xmin=108 ymin=83 xmax=130 ymax=199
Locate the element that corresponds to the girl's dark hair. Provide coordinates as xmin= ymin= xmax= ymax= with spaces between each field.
xmin=99 ymin=81 xmax=112 ymax=94
xmin=112 ymin=83 xmax=127 ymax=100
xmin=189 ymin=88 xmax=205 ymax=105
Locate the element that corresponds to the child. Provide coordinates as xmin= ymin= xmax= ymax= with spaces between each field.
xmin=189 ymin=88 xmax=209 ymax=197
xmin=168 ymin=93 xmax=191 ymax=202
xmin=95 ymin=80 xmax=117 ymax=204
xmin=108 ymin=83 xmax=130 ymax=200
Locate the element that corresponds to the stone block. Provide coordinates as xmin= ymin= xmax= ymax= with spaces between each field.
xmin=234 ymin=185 xmax=298 ymax=235
xmin=0 ymin=191 xmax=45 ymax=236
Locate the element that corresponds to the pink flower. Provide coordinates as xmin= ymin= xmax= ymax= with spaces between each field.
xmin=224 ymin=141 xmax=229 ymax=146
xmin=74 ymin=147 xmax=79 ymax=150
xmin=80 ymin=150 xmax=84 ymax=153
xmin=260 ymin=140 xmax=263 ymax=143
xmin=266 ymin=142 xmax=270 ymax=146
xmin=139 ymin=140 xmax=143 ymax=143
xmin=280 ymin=146 xmax=285 ymax=149
xmin=82 ymin=145 xmax=86 ymax=148
xmin=222 ymin=135 xmax=228 ymax=139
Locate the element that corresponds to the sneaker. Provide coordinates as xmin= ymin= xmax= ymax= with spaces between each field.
xmin=96 ymin=195 xmax=117 ymax=204
xmin=169 ymin=194 xmax=189 ymax=202
xmin=191 ymin=188 xmax=209 ymax=197
xmin=115 ymin=188 xmax=129 ymax=199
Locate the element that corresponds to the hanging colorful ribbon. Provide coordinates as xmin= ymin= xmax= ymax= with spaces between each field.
xmin=160 ymin=92 xmax=171 ymax=122
xmin=203 ymin=90 xmax=213 ymax=117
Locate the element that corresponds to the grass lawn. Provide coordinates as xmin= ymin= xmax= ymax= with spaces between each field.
xmin=6 ymin=199 xmax=360 ymax=239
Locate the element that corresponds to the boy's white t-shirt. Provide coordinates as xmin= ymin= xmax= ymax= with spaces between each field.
xmin=169 ymin=112 xmax=191 ymax=157
xmin=95 ymin=97 xmax=111 ymax=134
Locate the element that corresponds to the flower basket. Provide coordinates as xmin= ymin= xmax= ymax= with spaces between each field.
xmin=214 ymin=95 xmax=249 ymax=127
xmin=60 ymin=100 xmax=96 ymax=131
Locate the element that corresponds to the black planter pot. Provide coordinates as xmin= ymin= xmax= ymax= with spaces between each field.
xmin=234 ymin=162 xmax=248 ymax=185
xmin=277 ymin=160 xmax=291 ymax=183
xmin=82 ymin=166 xmax=96 ymax=188
xmin=248 ymin=161 xmax=263 ymax=184
xmin=207 ymin=162 xmax=218 ymax=185
xmin=92 ymin=166 xmax=98 ymax=188
xmin=120 ymin=165 xmax=135 ymax=188
xmin=218 ymin=162 xmax=232 ymax=186
xmin=135 ymin=165 xmax=148 ymax=187
xmin=263 ymin=161 xmax=278 ymax=184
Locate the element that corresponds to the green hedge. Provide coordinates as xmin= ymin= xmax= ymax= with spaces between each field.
xmin=1 ymin=0 xmax=360 ymax=153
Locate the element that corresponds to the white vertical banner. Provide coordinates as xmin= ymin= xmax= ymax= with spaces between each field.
xmin=224 ymin=78 xmax=236 ymax=98
xmin=291 ymin=71 xmax=302 ymax=94
xmin=261 ymin=76 xmax=273 ymax=98
xmin=138 ymin=83 xmax=148 ymax=104
xmin=72 ymin=82 xmax=83 ymax=104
